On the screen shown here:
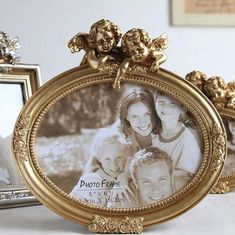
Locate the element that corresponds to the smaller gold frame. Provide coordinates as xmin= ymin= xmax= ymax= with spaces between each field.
xmin=0 ymin=63 xmax=41 ymax=208
xmin=185 ymin=71 xmax=235 ymax=193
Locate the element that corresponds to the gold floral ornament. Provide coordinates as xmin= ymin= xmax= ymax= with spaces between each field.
xmin=68 ymin=19 xmax=122 ymax=71
xmin=88 ymin=215 xmax=144 ymax=234
xmin=113 ymin=29 xmax=168 ymax=89
xmin=12 ymin=114 xmax=31 ymax=163
xmin=211 ymin=181 xmax=230 ymax=194
xmin=185 ymin=70 xmax=235 ymax=109
xmin=210 ymin=123 xmax=226 ymax=172
xmin=0 ymin=31 xmax=20 ymax=65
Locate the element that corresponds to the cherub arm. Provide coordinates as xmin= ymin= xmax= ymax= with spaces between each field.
xmin=150 ymin=33 xmax=168 ymax=72
xmin=86 ymin=49 xmax=113 ymax=69
xmin=150 ymin=51 xmax=167 ymax=72
xmin=113 ymin=58 xmax=130 ymax=89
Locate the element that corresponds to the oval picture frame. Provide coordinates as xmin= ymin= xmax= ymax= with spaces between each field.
xmin=13 ymin=64 xmax=226 ymax=233
xmin=185 ymin=71 xmax=235 ymax=194
xmin=218 ymin=109 xmax=235 ymax=190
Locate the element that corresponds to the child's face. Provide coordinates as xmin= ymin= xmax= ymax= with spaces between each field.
xmin=155 ymin=95 xmax=183 ymax=122
xmin=126 ymin=101 xmax=153 ymax=136
xmin=136 ymin=160 xmax=173 ymax=205
xmin=228 ymin=120 xmax=235 ymax=137
xmin=96 ymin=31 xmax=115 ymax=53
xmin=98 ymin=142 xmax=125 ymax=178
xmin=128 ymin=42 xmax=149 ymax=62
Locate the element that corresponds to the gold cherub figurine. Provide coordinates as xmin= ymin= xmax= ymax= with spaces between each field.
xmin=68 ymin=19 xmax=122 ymax=70
xmin=185 ymin=70 xmax=235 ymax=109
xmin=112 ymin=28 xmax=168 ymax=89
xmin=0 ymin=31 xmax=20 ymax=64
xmin=185 ymin=70 xmax=207 ymax=90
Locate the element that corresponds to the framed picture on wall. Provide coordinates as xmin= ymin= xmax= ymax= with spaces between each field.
xmin=0 ymin=63 xmax=41 ymax=208
xmin=172 ymin=0 xmax=235 ymax=26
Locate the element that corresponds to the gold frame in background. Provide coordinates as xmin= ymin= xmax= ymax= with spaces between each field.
xmin=186 ymin=71 xmax=235 ymax=193
xmin=12 ymin=64 xmax=226 ymax=232
xmin=0 ymin=63 xmax=41 ymax=208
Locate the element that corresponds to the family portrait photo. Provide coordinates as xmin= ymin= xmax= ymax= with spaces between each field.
xmin=35 ymin=83 xmax=203 ymax=208
xmin=0 ymin=82 xmax=24 ymax=187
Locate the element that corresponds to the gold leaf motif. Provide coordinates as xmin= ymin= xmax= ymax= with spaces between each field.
xmin=210 ymin=123 xmax=226 ymax=172
xmin=211 ymin=181 xmax=230 ymax=194
xmin=13 ymin=114 xmax=31 ymax=163
xmin=127 ymin=64 xmax=148 ymax=74
xmin=98 ymin=62 xmax=119 ymax=76
xmin=88 ymin=215 xmax=144 ymax=234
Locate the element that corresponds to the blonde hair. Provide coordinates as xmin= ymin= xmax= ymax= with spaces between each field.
xmin=130 ymin=147 xmax=173 ymax=187
xmin=83 ymin=128 xmax=127 ymax=174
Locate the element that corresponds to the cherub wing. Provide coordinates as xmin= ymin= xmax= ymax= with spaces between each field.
xmin=152 ymin=33 xmax=168 ymax=51
xmin=68 ymin=33 xmax=90 ymax=53
xmin=9 ymin=37 xmax=20 ymax=51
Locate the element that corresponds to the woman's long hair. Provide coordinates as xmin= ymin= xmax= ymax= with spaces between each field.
xmin=118 ymin=87 xmax=159 ymax=137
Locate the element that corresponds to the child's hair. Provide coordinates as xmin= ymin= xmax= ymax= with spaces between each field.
xmin=121 ymin=28 xmax=151 ymax=53
xmin=130 ymin=146 xmax=173 ymax=187
xmin=89 ymin=19 xmax=122 ymax=49
xmin=154 ymin=91 xmax=200 ymax=129
xmin=83 ymin=128 xmax=127 ymax=174
xmin=154 ymin=90 xmax=183 ymax=108
xmin=118 ymin=87 xmax=158 ymax=137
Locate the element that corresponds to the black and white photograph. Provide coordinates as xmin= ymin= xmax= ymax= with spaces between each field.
xmin=0 ymin=82 xmax=24 ymax=186
xmin=222 ymin=118 xmax=235 ymax=176
xmin=36 ymin=84 xmax=203 ymax=208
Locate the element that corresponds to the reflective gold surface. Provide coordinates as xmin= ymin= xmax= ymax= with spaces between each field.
xmin=13 ymin=64 xmax=226 ymax=229
xmin=186 ymin=70 xmax=235 ymax=192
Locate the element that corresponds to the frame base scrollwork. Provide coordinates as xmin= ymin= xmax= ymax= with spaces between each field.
xmin=88 ymin=215 xmax=144 ymax=234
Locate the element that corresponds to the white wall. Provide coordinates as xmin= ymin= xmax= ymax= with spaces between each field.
xmin=1 ymin=0 xmax=235 ymax=83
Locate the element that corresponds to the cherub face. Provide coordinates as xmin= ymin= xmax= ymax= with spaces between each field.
xmin=96 ymin=31 xmax=115 ymax=53
xmin=128 ymin=41 xmax=149 ymax=63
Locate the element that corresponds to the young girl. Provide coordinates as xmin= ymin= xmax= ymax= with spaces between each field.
xmin=222 ymin=119 xmax=235 ymax=176
xmin=152 ymin=91 xmax=202 ymax=190
xmin=70 ymin=128 xmax=129 ymax=207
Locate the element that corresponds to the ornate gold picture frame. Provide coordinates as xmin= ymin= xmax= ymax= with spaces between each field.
xmin=186 ymin=71 xmax=235 ymax=193
xmin=0 ymin=63 xmax=41 ymax=208
xmin=12 ymin=20 xmax=226 ymax=233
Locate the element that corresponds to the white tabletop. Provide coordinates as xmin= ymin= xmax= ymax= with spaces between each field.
xmin=0 ymin=191 xmax=235 ymax=235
